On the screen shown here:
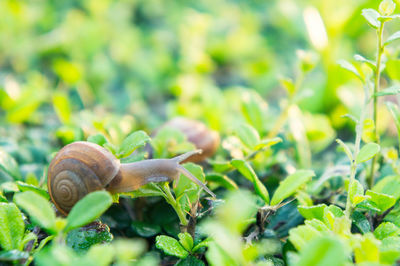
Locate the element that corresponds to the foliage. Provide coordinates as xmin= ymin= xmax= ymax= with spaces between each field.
xmin=1 ymin=0 xmax=400 ymax=265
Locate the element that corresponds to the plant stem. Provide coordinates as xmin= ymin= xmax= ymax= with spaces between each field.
xmin=160 ymin=183 xmax=188 ymax=227
xmin=345 ymin=84 xmax=369 ymax=217
xmin=368 ymin=22 xmax=385 ymax=189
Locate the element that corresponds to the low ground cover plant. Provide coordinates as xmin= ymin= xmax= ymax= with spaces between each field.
xmin=1 ymin=0 xmax=400 ymax=265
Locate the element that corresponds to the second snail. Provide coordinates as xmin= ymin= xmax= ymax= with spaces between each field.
xmin=47 ymin=117 xmax=219 ymax=215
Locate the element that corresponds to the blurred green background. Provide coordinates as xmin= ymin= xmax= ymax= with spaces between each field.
xmin=1 ymin=0 xmax=399 ymax=144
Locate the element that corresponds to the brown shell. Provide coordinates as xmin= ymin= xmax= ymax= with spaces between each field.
xmin=159 ymin=117 xmax=220 ymax=162
xmin=47 ymin=141 xmax=120 ymax=215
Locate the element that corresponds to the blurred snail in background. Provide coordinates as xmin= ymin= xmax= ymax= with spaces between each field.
xmin=152 ymin=117 xmax=220 ymax=163
xmin=47 ymin=118 xmax=219 ymax=215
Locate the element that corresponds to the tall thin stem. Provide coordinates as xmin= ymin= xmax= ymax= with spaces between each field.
xmin=368 ymin=22 xmax=385 ymax=188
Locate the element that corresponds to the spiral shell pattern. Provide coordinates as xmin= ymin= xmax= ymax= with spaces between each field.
xmin=47 ymin=142 xmax=120 ymax=215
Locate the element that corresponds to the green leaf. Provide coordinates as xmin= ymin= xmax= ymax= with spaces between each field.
xmin=65 ymin=191 xmax=112 ymax=232
xmin=231 ymin=159 xmax=269 ymax=204
xmin=206 ymin=174 xmax=238 ymax=190
xmin=337 ymin=60 xmax=362 ymax=80
xmin=288 ymin=224 xmax=321 ymax=251
xmin=349 ymin=179 xmax=365 ymax=206
xmin=361 ymin=8 xmax=381 ymax=28
xmin=336 ymin=139 xmax=353 ymax=161
xmin=271 ymin=170 xmax=315 ymax=206
xmin=16 ymin=181 xmax=50 ymax=200
xmin=66 ymin=222 xmax=113 ymax=254
xmin=192 ymin=238 xmax=212 ymax=252
xmin=374 ymin=85 xmax=400 ymax=96
xmin=354 ymin=54 xmax=376 ymax=70
xmin=352 ymin=211 xmax=371 ymax=234
xmin=297 ymin=236 xmax=348 ymax=266
xmin=14 ymin=191 xmax=56 ymax=233
xmin=356 ymin=142 xmax=380 ymax=163
xmin=155 ymin=235 xmax=188 ymax=259
xmin=122 ymin=183 xmax=164 ymax=198
xmin=87 ymin=133 xmax=108 ymax=146
xmin=176 ymin=256 xmax=205 ymax=266
xmin=117 ymin=131 xmax=150 ymax=158
xmin=386 ymin=102 xmax=400 ymax=133
xmin=131 ymin=221 xmax=161 ymax=237
xmin=298 ymin=204 xmax=326 ymax=221
xmin=366 ymin=190 xmax=396 ymax=212
xmin=374 ymin=222 xmax=400 ymax=240
xmin=0 ymin=203 xmax=24 ymax=251
xmin=254 ymin=137 xmax=282 ymax=150
xmin=52 ymin=92 xmax=71 ymax=124
xmin=385 ymin=31 xmax=400 ymax=45
xmin=373 ymin=175 xmax=400 ymax=200
xmin=0 ymin=250 xmax=29 ymax=261
xmin=233 ymin=123 xmax=260 ymax=149
xmin=0 ymin=148 xmax=21 ymax=180
xmin=354 ymin=233 xmax=380 ymax=263
xmin=178 ymin=232 xmax=194 ymax=251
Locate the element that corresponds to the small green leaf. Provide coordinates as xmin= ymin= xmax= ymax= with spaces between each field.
xmin=16 ymin=181 xmax=49 ymax=200
xmin=356 ymin=142 xmax=380 ymax=163
xmin=52 ymin=92 xmax=71 ymax=124
xmin=155 ymin=235 xmax=189 ymax=259
xmin=14 ymin=191 xmax=56 ymax=233
xmin=176 ymin=256 xmax=205 ymax=266
xmin=374 ymin=222 xmax=400 ymax=240
xmin=297 ymin=236 xmax=348 ymax=266
xmin=298 ymin=204 xmax=327 ymax=221
xmin=354 ymin=54 xmax=376 ymax=70
xmin=288 ymin=224 xmax=321 ymax=251
xmin=361 ymin=8 xmax=381 ymax=28
xmin=254 ymin=137 xmax=282 ymax=150
xmin=192 ymin=238 xmax=211 ymax=252
xmin=349 ymin=180 xmax=365 ymax=206
xmin=0 ymin=203 xmax=25 ymax=251
xmin=131 ymin=221 xmax=161 ymax=237
xmin=0 ymin=149 xmax=21 ymax=180
xmin=178 ymin=232 xmax=194 ymax=251
xmin=231 ymin=159 xmax=269 ymax=204
xmin=234 ymin=123 xmax=260 ymax=149
xmin=87 ymin=133 xmax=108 ymax=146
xmin=66 ymin=222 xmax=113 ymax=254
xmin=271 ymin=170 xmax=315 ymax=206
xmin=373 ymin=175 xmax=400 ymax=200
xmin=122 ymin=183 xmax=164 ymax=198
xmin=386 ymin=102 xmax=400 ymax=133
xmin=0 ymin=250 xmax=29 ymax=261
xmin=374 ymin=85 xmax=400 ymax=96
xmin=206 ymin=174 xmax=238 ymax=190
xmin=337 ymin=60 xmax=362 ymax=80
xmin=366 ymin=190 xmax=396 ymax=212
xmin=336 ymin=139 xmax=353 ymax=162
xmin=65 ymin=191 xmax=112 ymax=232
xmin=352 ymin=211 xmax=371 ymax=234
xmin=117 ymin=131 xmax=150 ymax=158
xmin=385 ymin=31 xmax=400 ymax=45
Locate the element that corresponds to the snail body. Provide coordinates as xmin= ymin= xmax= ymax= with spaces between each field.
xmin=48 ymin=141 xmax=215 ymax=215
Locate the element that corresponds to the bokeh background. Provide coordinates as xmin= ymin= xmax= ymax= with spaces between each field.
xmin=1 ymin=0 xmax=399 ymax=159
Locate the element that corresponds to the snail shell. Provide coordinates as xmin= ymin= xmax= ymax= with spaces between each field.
xmin=156 ymin=117 xmax=220 ymax=162
xmin=47 ymin=142 xmax=120 ymax=215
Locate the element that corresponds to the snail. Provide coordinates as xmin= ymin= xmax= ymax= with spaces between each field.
xmin=152 ymin=117 xmax=220 ymax=163
xmin=47 ymin=141 xmax=216 ymax=215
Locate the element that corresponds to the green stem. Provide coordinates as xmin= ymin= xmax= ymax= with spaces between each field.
xmin=368 ymin=22 xmax=385 ymax=188
xmin=160 ymin=183 xmax=188 ymax=227
xmin=345 ymin=84 xmax=369 ymax=217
